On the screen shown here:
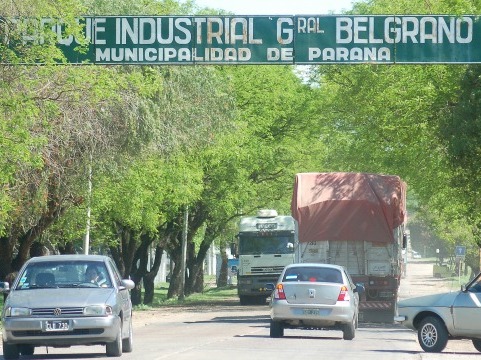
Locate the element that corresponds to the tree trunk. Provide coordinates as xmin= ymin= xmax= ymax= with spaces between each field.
xmin=217 ymin=250 xmax=228 ymax=287
xmin=143 ymin=245 xmax=164 ymax=305
xmin=167 ymin=246 xmax=183 ymax=299
xmin=0 ymin=237 xmax=15 ymax=281
xmin=131 ymin=282 xmax=142 ymax=305
xmin=188 ymin=227 xmax=215 ymax=294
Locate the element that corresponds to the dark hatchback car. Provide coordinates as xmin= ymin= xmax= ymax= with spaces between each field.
xmin=1 ymin=254 xmax=135 ymax=359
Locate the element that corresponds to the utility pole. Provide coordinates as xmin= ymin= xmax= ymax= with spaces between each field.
xmin=83 ymin=152 xmax=92 ymax=255
xmin=179 ymin=205 xmax=189 ymax=301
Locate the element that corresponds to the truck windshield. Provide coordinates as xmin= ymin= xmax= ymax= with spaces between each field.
xmin=238 ymin=235 xmax=294 ymax=255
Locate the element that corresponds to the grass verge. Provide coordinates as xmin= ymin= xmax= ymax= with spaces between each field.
xmin=133 ymin=282 xmax=239 ymax=311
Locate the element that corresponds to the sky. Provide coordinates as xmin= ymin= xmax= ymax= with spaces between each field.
xmin=192 ymin=0 xmax=354 ymax=15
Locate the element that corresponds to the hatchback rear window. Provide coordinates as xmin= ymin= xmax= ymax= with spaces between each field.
xmin=283 ymin=267 xmax=343 ymax=283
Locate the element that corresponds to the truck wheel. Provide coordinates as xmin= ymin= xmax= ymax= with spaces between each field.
xmin=342 ymin=316 xmax=356 ymax=340
xmin=257 ymin=297 xmax=267 ymax=305
xmin=270 ymin=320 xmax=284 ymax=338
xmin=239 ymin=296 xmax=249 ymax=305
xmin=418 ymin=316 xmax=448 ymax=352
xmin=2 ymin=340 xmax=19 ymax=360
xmin=472 ymin=339 xmax=481 ymax=352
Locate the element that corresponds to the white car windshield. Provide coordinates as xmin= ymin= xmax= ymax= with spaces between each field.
xmin=15 ymin=261 xmax=112 ymax=289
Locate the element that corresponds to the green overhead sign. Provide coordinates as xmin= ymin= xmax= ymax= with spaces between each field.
xmin=2 ymin=15 xmax=481 ymax=64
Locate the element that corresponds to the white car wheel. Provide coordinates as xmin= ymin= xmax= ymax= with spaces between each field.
xmin=106 ymin=323 xmax=123 ymax=357
xmin=418 ymin=316 xmax=448 ymax=353
xmin=122 ymin=318 xmax=133 ymax=353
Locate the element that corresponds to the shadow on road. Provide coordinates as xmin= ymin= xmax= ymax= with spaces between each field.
xmin=185 ymin=314 xmax=270 ymax=324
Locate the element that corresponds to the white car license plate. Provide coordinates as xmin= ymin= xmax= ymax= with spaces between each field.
xmin=45 ymin=320 xmax=70 ymax=332
xmin=303 ymin=309 xmax=320 ymax=315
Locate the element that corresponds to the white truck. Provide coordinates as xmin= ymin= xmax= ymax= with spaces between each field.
xmin=236 ymin=209 xmax=297 ymax=305
xmin=291 ymin=172 xmax=407 ymax=323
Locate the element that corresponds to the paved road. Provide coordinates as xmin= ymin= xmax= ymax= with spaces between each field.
xmin=2 ymin=260 xmax=480 ymax=359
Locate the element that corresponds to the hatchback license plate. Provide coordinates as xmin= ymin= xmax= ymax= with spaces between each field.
xmin=303 ymin=309 xmax=320 ymax=315
xmin=45 ymin=320 xmax=70 ymax=332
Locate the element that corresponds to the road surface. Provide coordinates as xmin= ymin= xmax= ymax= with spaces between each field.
xmin=2 ymin=259 xmax=479 ymax=359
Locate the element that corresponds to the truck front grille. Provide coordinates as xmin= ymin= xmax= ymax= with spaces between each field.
xmin=250 ymin=266 xmax=285 ymax=274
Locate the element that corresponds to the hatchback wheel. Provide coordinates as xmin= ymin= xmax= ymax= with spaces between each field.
xmin=122 ymin=318 xmax=134 ymax=353
xmin=418 ymin=316 xmax=448 ymax=352
xmin=2 ymin=340 xmax=19 ymax=360
xmin=472 ymin=339 xmax=481 ymax=352
xmin=19 ymin=344 xmax=34 ymax=356
xmin=270 ymin=320 xmax=284 ymax=338
xmin=106 ymin=323 xmax=123 ymax=357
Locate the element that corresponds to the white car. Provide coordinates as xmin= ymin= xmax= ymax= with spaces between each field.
xmin=412 ymin=251 xmax=422 ymax=259
xmin=268 ymin=263 xmax=364 ymax=339
xmin=395 ymin=271 xmax=481 ymax=352
xmin=1 ymin=254 xmax=135 ymax=359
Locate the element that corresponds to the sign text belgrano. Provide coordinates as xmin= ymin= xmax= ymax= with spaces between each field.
xmin=2 ymin=15 xmax=481 ymax=64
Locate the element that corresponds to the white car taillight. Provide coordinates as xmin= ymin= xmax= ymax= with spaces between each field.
xmin=274 ymin=284 xmax=286 ymax=300
xmin=337 ymin=285 xmax=351 ymax=301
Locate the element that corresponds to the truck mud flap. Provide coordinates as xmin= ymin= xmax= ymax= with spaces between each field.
xmin=359 ymin=302 xmax=395 ymax=324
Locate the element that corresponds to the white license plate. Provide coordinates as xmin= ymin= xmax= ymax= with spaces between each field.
xmin=303 ymin=309 xmax=320 ymax=315
xmin=45 ymin=320 xmax=70 ymax=332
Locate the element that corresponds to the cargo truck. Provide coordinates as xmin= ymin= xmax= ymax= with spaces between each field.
xmin=291 ymin=172 xmax=407 ymax=323
xmin=237 ymin=209 xmax=297 ymax=305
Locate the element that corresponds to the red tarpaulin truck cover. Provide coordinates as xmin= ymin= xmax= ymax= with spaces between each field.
xmin=291 ymin=172 xmax=407 ymax=244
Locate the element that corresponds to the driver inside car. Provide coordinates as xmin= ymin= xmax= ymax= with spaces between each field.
xmin=85 ymin=265 xmax=107 ymax=287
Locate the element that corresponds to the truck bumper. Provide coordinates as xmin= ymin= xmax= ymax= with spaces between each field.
xmin=237 ymin=275 xmax=280 ymax=296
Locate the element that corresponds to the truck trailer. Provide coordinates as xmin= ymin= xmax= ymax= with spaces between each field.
xmin=291 ymin=172 xmax=407 ymax=323
xmin=237 ymin=209 xmax=297 ymax=305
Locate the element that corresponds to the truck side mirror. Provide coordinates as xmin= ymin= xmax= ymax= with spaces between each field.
xmin=230 ymin=242 xmax=238 ymax=257
xmin=265 ymin=283 xmax=275 ymax=292
xmin=402 ymin=233 xmax=407 ymax=249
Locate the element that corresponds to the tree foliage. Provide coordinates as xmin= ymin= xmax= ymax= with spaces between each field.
xmin=4 ymin=0 xmax=481 ymax=300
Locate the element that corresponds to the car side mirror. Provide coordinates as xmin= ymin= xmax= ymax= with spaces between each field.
xmin=461 ymin=284 xmax=467 ymax=292
xmin=0 ymin=281 xmax=10 ymax=293
xmin=265 ymin=283 xmax=275 ymax=292
xmin=120 ymin=279 xmax=135 ymax=290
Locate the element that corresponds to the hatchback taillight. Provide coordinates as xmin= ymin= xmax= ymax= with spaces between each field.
xmin=274 ymin=284 xmax=286 ymax=300
xmin=337 ymin=285 xmax=350 ymax=301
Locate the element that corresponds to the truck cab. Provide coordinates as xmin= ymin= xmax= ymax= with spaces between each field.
xmin=237 ymin=210 xmax=297 ymax=305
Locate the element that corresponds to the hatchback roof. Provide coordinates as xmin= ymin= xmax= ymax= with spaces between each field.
xmin=26 ymin=254 xmax=110 ymax=263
